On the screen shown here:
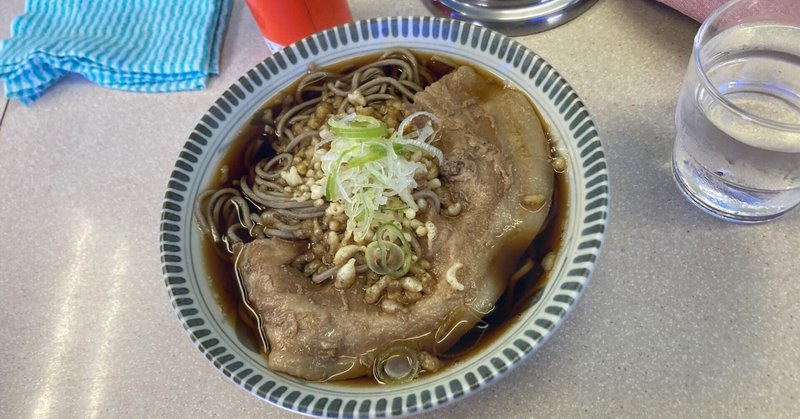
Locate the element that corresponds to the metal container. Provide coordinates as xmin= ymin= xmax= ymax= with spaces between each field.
xmin=424 ymin=0 xmax=598 ymax=35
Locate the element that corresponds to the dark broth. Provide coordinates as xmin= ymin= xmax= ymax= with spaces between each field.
xmin=200 ymin=52 xmax=569 ymax=382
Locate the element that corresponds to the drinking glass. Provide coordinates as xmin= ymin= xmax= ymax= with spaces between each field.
xmin=672 ymin=0 xmax=800 ymax=223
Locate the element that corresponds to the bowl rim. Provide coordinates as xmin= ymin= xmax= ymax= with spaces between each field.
xmin=160 ymin=15 xmax=608 ymax=418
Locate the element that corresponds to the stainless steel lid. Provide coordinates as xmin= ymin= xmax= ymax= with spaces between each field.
xmin=424 ymin=0 xmax=599 ymax=35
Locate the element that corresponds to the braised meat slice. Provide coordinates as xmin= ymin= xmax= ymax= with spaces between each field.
xmin=237 ymin=66 xmax=554 ymax=381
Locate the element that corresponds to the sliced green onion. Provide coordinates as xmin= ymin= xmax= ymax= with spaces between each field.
xmin=319 ymin=112 xmax=443 ymax=241
xmin=393 ymin=138 xmax=444 ymax=165
xmin=324 ymin=145 xmax=360 ymax=201
xmin=365 ymin=224 xmax=412 ymax=277
xmin=375 ymin=223 xmax=409 ymax=244
xmin=325 ymin=172 xmax=336 ymax=201
xmin=373 ymin=345 xmax=420 ymax=385
xmin=348 ymin=145 xmax=388 ymax=167
xmin=392 ymin=142 xmax=405 ymax=154
xmin=366 ymin=241 xmax=407 ymax=277
xmin=328 ymin=115 xmax=387 ymax=138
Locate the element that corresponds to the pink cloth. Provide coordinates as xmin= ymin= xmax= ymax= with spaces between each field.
xmin=656 ymin=0 xmax=729 ymax=22
xmin=657 ymin=0 xmax=797 ymax=22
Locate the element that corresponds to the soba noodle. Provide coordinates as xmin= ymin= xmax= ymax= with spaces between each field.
xmin=196 ymin=49 xmax=455 ymax=296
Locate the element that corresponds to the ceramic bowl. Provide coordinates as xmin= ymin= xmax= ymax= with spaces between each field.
xmin=160 ymin=16 xmax=608 ymax=417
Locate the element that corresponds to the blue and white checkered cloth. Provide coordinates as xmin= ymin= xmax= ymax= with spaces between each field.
xmin=0 ymin=0 xmax=232 ymax=105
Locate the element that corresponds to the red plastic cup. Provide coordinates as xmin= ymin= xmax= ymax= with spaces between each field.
xmin=245 ymin=0 xmax=353 ymax=53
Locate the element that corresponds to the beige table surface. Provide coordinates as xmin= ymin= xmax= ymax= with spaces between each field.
xmin=1 ymin=0 xmax=799 ymax=418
